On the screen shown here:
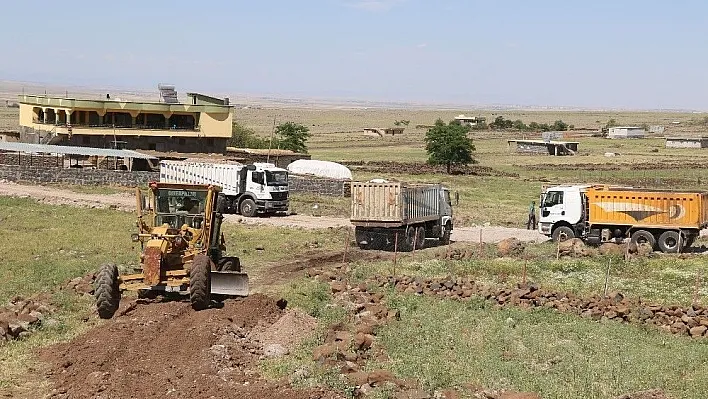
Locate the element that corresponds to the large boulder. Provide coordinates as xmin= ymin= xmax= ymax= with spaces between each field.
xmin=558 ymin=238 xmax=593 ymax=257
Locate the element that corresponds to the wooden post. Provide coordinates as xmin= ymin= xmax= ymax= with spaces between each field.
xmin=556 ymin=240 xmax=561 ymax=260
xmin=342 ymin=227 xmax=351 ymax=264
xmin=522 ymin=258 xmax=528 ymax=286
xmin=693 ymin=269 xmax=703 ymax=306
xmin=478 ymin=228 xmax=483 ymax=258
xmin=603 ymin=258 xmax=612 ymax=297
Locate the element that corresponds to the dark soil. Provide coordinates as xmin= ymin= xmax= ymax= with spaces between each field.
xmin=344 ymin=160 xmax=519 ymax=177
xmin=39 ymin=294 xmax=342 ymax=399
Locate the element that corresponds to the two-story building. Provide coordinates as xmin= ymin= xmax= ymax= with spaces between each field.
xmin=17 ymin=92 xmax=233 ymax=153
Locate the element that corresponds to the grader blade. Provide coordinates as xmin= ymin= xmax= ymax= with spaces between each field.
xmin=210 ymin=271 xmax=249 ymax=296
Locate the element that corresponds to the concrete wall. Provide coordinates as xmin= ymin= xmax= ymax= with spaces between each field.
xmin=666 ymin=138 xmax=708 ymax=148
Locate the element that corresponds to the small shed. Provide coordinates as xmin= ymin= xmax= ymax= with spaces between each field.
xmin=507 ymin=139 xmax=579 ymax=156
xmin=608 ymin=126 xmax=645 ymax=139
xmin=665 ymin=137 xmax=708 ymax=149
xmin=453 ymin=114 xmax=486 ymax=127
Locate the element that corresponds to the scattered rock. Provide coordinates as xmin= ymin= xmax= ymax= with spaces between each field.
xmin=497 ymin=238 xmax=525 ymax=257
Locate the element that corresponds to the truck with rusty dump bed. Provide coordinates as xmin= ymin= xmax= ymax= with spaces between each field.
xmin=350 ymin=181 xmax=453 ymax=251
xmin=539 ymin=184 xmax=708 ymax=253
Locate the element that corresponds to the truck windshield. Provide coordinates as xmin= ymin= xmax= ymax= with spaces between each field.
xmin=265 ymin=171 xmax=288 ymax=186
xmin=542 ymin=191 xmax=564 ymax=208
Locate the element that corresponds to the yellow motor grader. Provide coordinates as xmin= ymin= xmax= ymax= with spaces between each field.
xmin=94 ymin=182 xmax=249 ymax=319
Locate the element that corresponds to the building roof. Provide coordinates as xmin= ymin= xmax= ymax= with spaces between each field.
xmin=610 ymin=126 xmax=642 ymax=129
xmin=0 ymin=142 xmax=156 ymax=159
xmin=18 ymin=94 xmax=232 ymax=113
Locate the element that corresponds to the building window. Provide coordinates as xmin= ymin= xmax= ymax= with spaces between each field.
xmin=206 ymin=138 xmax=214 ymax=146
xmin=82 ymin=136 xmax=90 ymax=145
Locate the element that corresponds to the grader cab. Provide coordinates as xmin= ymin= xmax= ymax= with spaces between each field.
xmin=94 ymin=182 xmax=249 ymax=319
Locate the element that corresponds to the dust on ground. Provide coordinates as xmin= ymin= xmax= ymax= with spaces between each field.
xmin=38 ymin=294 xmax=341 ymax=399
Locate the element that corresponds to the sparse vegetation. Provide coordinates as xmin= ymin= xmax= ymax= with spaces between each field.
xmin=229 ymin=121 xmax=270 ymax=149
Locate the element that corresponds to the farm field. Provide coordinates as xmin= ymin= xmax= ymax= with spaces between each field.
xmin=2 ymin=100 xmax=708 ymax=398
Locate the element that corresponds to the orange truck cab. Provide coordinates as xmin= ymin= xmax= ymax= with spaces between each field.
xmin=538 ymin=184 xmax=708 ymax=253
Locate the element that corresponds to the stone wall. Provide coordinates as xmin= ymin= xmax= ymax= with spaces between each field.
xmin=0 ymin=164 xmax=350 ymax=197
xmin=289 ymin=174 xmax=351 ymax=197
xmin=0 ymin=152 xmax=64 ymax=167
xmin=0 ymin=164 xmax=158 ymax=187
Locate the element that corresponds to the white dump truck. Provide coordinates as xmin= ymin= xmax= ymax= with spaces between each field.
xmin=350 ymin=181 xmax=453 ymax=251
xmin=159 ymin=160 xmax=289 ymax=217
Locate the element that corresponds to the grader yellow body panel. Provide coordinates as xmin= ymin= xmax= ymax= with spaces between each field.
xmin=95 ymin=182 xmax=249 ymax=319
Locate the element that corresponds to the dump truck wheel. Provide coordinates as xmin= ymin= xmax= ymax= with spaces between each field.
xmin=218 ymin=256 xmax=241 ymax=272
xmin=630 ymin=230 xmax=656 ymax=249
xmin=440 ymin=223 xmax=452 ymax=245
xmin=240 ymin=198 xmax=257 ymax=217
xmin=95 ymin=263 xmax=120 ymax=319
xmin=657 ymin=230 xmax=681 ymax=253
xmin=552 ymin=226 xmax=575 ymax=242
xmin=190 ymin=254 xmax=211 ymax=310
xmin=415 ymin=226 xmax=426 ymax=250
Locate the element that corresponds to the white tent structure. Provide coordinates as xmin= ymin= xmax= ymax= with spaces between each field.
xmin=287 ymin=159 xmax=352 ymax=180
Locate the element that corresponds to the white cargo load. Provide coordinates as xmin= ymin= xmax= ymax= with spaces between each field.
xmin=159 ymin=160 xmax=245 ymax=196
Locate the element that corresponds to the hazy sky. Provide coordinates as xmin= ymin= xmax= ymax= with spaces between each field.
xmin=1 ymin=0 xmax=707 ymax=110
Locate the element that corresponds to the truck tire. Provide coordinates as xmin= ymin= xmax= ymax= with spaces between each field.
xmin=355 ymin=227 xmax=370 ymax=250
xmin=657 ymin=230 xmax=682 ymax=253
xmin=398 ymin=228 xmax=415 ymax=252
xmin=95 ymin=263 xmax=121 ymax=319
xmin=190 ymin=254 xmax=211 ymax=310
xmin=630 ymin=230 xmax=656 ymax=249
xmin=414 ymin=226 xmax=426 ymax=250
xmin=440 ymin=223 xmax=452 ymax=245
xmin=552 ymin=226 xmax=575 ymax=242
xmin=239 ymin=198 xmax=257 ymax=217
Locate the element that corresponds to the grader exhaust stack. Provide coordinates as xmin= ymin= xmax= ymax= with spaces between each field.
xmin=94 ymin=182 xmax=249 ymax=319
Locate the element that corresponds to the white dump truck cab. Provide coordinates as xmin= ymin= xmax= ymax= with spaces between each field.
xmin=538 ymin=185 xmax=588 ymax=241
xmin=241 ymin=162 xmax=289 ymax=215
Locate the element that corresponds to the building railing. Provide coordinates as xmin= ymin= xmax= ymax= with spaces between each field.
xmin=31 ymin=119 xmax=200 ymax=132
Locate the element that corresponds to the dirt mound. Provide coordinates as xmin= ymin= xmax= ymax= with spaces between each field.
xmin=497 ymin=238 xmax=526 ymax=257
xmin=344 ymin=160 xmax=519 ymax=177
xmin=558 ymin=238 xmax=595 ymax=257
xmin=39 ymin=294 xmax=341 ymax=399
xmin=251 ymin=309 xmax=319 ymax=357
xmin=0 ymin=295 xmax=55 ymax=342
xmin=614 ymin=389 xmax=670 ymax=399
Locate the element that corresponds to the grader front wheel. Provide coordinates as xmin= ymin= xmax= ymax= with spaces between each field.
xmin=190 ymin=254 xmax=211 ymax=310
xmin=95 ymin=263 xmax=121 ymax=319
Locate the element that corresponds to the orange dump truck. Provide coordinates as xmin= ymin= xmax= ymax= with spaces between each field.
xmin=538 ymin=184 xmax=708 ymax=253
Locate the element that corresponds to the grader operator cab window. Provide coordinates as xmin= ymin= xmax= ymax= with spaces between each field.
xmin=154 ymin=189 xmax=208 ymax=229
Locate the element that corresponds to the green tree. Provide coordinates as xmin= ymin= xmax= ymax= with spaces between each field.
xmin=229 ymin=122 xmax=270 ymax=149
xmin=552 ymin=120 xmax=569 ymax=131
xmin=275 ymin=122 xmax=311 ymax=154
xmin=513 ymin=119 xmax=528 ymax=131
xmin=425 ymin=119 xmax=476 ymax=174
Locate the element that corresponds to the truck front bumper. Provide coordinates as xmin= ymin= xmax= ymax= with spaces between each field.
xmin=261 ymin=200 xmax=289 ymax=211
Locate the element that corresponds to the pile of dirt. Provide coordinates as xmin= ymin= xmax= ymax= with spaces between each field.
xmin=39 ymin=294 xmax=342 ymax=399
xmin=344 ymin=160 xmax=519 ymax=177
xmin=0 ymin=295 xmax=54 ymax=342
xmin=558 ymin=239 xmax=654 ymax=258
xmin=497 ymin=238 xmax=526 ymax=257
xmin=250 ymin=309 xmax=319 ymax=358
xmin=373 ymin=275 xmax=708 ymax=339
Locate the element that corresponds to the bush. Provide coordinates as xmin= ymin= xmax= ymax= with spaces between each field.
xmin=228 ymin=122 xmax=271 ymax=149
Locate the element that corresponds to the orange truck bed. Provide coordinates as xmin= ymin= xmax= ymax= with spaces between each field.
xmin=587 ymin=187 xmax=708 ymax=229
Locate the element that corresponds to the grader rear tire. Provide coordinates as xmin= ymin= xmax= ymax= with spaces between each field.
xmin=190 ymin=254 xmax=211 ymax=310
xmin=95 ymin=263 xmax=120 ymax=319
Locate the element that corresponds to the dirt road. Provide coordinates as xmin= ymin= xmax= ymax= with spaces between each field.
xmin=0 ymin=181 xmax=547 ymax=243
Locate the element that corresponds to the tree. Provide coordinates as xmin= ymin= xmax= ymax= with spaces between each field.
xmin=275 ymin=122 xmax=311 ymax=154
xmin=552 ymin=120 xmax=568 ymax=131
xmin=513 ymin=119 xmax=528 ymax=131
xmin=425 ymin=119 xmax=476 ymax=174
xmin=229 ymin=122 xmax=270 ymax=149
